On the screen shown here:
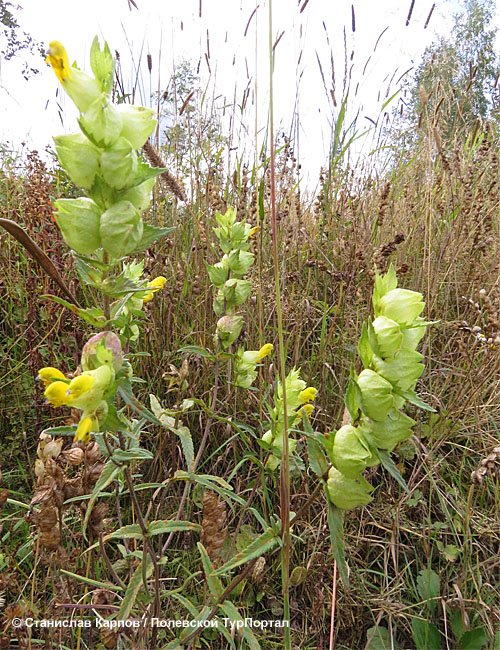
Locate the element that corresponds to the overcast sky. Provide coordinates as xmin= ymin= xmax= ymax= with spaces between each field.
xmin=1 ymin=0 xmax=498 ymax=184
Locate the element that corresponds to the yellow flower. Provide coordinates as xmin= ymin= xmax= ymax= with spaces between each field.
xmin=257 ymin=343 xmax=273 ymax=361
xmin=294 ymin=403 xmax=314 ymax=424
xmin=298 ymin=386 xmax=318 ymax=404
xmin=248 ymin=226 xmax=260 ymax=237
xmin=46 ymin=41 xmax=71 ymax=82
xmin=143 ymin=275 xmax=167 ymax=303
xmin=38 ymin=366 xmax=67 ymax=387
xmin=74 ymin=415 xmax=97 ymax=443
xmin=45 ymin=381 xmax=70 ymax=407
xmin=46 ymin=41 xmax=101 ymax=112
xmin=300 ymin=403 xmax=314 ymax=417
xmin=66 ymin=374 xmax=95 ymax=400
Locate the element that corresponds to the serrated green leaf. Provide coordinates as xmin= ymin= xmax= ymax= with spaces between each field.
xmin=219 ymin=600 xmax=261 ymax=650
xmin=150 ymin=395 xmax=195 ymax=469
xmin=40 ymin=425 xmax=77 ymax=437
xmin=197 ymin=542 xmax=224 ymax=598
xmin=326 ymin=499 xmax=349 ymax=587
xmin=148 ymin=520 xmax=201 ymax=536
xmin=118 ymin=382 xmax=162 ymax=425
xmin=358 ymin=322 xmax=374 ymax=368
xmin=129 ymin=223 xmax=174 ymax=254
xmin=214 ymin=528 xmax=279 ymax=576
xmin=178 ymin=345 xmax=216 ymax=361
xmin=60 ymin=569 xmax=124 ymax=592
xmin=111 ymin=447 xmax=154 ymax=463
xmin=400 ymin=389 xmax=436 ymax=412
xmin=42 ymin=294 xmax=108 ymax=327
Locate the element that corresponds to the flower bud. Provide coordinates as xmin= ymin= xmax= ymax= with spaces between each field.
xmin=332 ymin=424 xmax=376 ymax=478
xmin=81 ymin=331 xmax=123 ymax=373
xmin=326 ymin=467 xmax=374 ymax=510
xmin=378 ymin=288 xmax=425 ymax=326
xmin=372 ymin=316 xmax=403 ymax=357
xmin=357 ymin=369 xmax=394 ymax=422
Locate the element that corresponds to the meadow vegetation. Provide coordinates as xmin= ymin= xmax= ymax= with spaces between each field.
xmin=0 ymin=2 xmax=499 ymax=649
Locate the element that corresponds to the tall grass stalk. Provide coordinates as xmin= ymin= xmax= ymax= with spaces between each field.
xmin=267 ymin=1 xmax=291 ymax=647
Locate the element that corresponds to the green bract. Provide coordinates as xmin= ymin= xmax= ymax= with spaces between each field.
xmin=372 ymin=349 xmax=424 ymax=391
xmin=378 ymin=288 xmax=425 ymax=326
xmin=119 ymin=178 xmax=156 ymax=212
xmin=357 ymin=368 xmax=394 ymax=422
xmin=327 ymin=467 xmax=374 ymax=510
xmin=79 ymin=98 xmax=123 ymax=148
xmin=117 ymin=104 xmax=156 ymax=149
xmin=53 ymin=133 xmax=100 ymax=189
xmin=372 ymin=316 xmax=403 ymax=357
xmin=361 ymin=409 xmax=416 ymax=450
xmin=81 ymin=331 xmax=124 ymax=373
xmin=100 ymin=201 xmax=143 ymax=257
xmin=100 ymin=137 xmax=138 ymax=190
xmin=215 ymin=315 xmax=244 ymax=349
xmin=63 ymin=66 xmax=101 ymax=113
xmin=402 ymin=318 xmax=427 ymax=350
xmin=332 ymin=424 xmax=378 ymax=478
xmin=54 ymin=197 xmax=101 ymax=254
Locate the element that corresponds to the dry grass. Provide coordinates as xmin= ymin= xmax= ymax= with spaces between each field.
xmin=0 ymin=28 xmax=499 ymax=650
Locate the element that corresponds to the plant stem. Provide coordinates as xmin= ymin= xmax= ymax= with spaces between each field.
xmin=267 ymin=2 xmax=291 ymax=647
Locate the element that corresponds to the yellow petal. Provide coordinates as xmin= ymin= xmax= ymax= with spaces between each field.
xmin=44 ymin=381 xmax=70 ymax=407
xmin=298 ymin=387 xmax=317 ymax=404
xmin=74 ymin=416 xmax=96 ymax=443
xmin=66 ymin=374 xmax=94 ymax=399
xmin=46 ymin=41 xmax=71 ymax=83
xmin=38 ymin=366 xmax=67 ymax=387
xmin=257 ymin=343 xmax=273 ymax=360
xmin=147 ymin=275 xmax=167 ymax=290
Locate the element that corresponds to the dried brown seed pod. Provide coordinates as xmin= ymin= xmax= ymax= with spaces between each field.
xmin=62 ymin=447 xmax=85 ymax=466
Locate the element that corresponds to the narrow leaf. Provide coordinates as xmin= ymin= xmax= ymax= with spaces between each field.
xmin=378 ymin=449 xmax=410 ymax=494
xmin=118 ymin=555 xmax=154 ymax=620
xmin=214 ymin=528 xmax=279 ymax=576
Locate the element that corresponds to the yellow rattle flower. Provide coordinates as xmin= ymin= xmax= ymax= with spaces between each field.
xmin=74 ymin=415 xmax=97 ymax=444
xmin=46 ymin=41 xmax=101 ymax=112
xmin=38 ymin=366 xmax=67 ymax=387
xmin=46 ymin=41 xmax=71 ymax=82
xmin=143 ymin=276 xmax=167 ymax=303
xmin=256 ymin=343 xmax=273 ymax=360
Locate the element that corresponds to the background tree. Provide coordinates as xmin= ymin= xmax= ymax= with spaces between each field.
xmin=402 ymin=0 xmax=499 ymax=145
xmin=0 ymin=1 xmax=44 ymax=79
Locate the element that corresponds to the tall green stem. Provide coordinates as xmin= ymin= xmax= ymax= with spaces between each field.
xmin=268 ymin=2 xmax=291 ymax=647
